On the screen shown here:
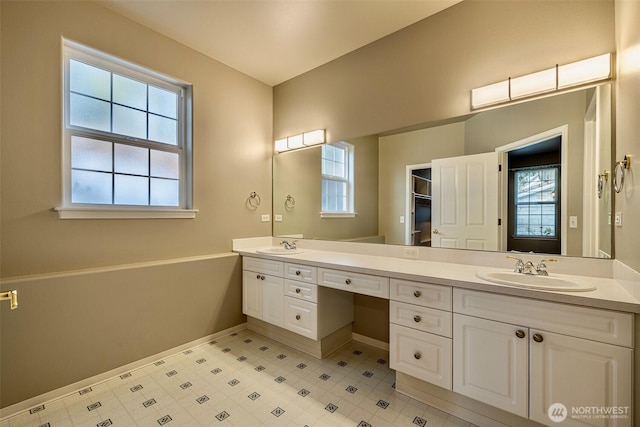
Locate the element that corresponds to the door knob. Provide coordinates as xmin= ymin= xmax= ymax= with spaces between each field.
xmin=515 ymin=330 xmax=526 ymax=339
xmin=533 ymin=333 xmax=544 ymax=343
xmin=433 ymin=229 xmax=440 ymax=235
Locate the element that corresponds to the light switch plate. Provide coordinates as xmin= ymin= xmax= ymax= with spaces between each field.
xmin=615 ymin=212 xmax=623 ymax=227
xmin=261 ymin=214 xmax=270 ymax=222
xmin=275 ymin=214 xmax=283 ymax=222
xmin=569 ymin=216 xmax=578 ymax=229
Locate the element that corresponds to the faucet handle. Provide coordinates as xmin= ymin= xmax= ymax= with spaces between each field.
xmin=506 ymin=255 xmax=525 ymax=273
xmin=535 ymin=258 xmax=557 ymax=275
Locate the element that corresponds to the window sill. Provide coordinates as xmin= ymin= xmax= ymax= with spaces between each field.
xmin=320 ymin=212 xmax=357 ymax=219
xmin=54 ymin=206 xmax=199 ymax=219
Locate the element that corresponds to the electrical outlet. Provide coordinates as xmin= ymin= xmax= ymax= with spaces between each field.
xmin=275 ymin=214 xmax=283 ymax=222
xmin=261 ymin=214 xmax=270 ymax=222
xmin=400 ymin=216 xmax=405 ymax=224
xmin=615 ymin=212 xmax=623 ymax=227
xmin=403 ymin=247 xmax=419 ymax=259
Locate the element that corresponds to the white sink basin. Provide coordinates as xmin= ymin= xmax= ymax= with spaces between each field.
xmin=256 ymin=247 xmax=303 ymax=255
xmin=476 ymin=271 xmax=596 ymax=292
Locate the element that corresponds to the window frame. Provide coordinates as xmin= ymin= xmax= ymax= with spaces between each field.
xmin=56 ymin=39 xmax=196 ymax=219
xmin=320 ymin=141 xmax=355 ymax=218
xmin=512 ymin=166 xmax=559 ymax=238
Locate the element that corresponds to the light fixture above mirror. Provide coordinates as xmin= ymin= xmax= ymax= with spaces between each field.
xmin=471 ymin=53 xmax=612 ymax=109
xmin=275 ymin=129 xmax=326 ymax=153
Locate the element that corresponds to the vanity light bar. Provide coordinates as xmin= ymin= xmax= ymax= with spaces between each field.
xmin=471 ymin=53 xmax=612 ymax=109
xmin=274 ymin=129 xmax=326 ymax=153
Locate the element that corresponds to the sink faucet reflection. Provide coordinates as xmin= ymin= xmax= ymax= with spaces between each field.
xmin=280 ymin=240 xmax=298 ymax=250
xmin=507 ymin=256 xmax=556 ymax=276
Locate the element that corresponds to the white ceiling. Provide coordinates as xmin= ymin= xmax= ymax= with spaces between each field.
xmin=98 ymin=0 xmax=460 ymax=86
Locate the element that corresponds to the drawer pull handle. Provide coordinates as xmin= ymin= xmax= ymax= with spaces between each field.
xmin=414 ymin=352 xmax=422 ymax=360
xmin=533 ymin=333 xmax=544 ymax=343
xmin=413 ymin=290 xmax=421 ymax=298
xmin=515 ymin=330 xmax=526 ymax=339
xmin=345 ymin=279 xmax=352 ymax=285
xmin=295 ymin=270 xmax=301 ymax=276
xmin=295 ymin=288 xmax=301 ymax=294
xmin=295 ymin=314 xmax=301 ymax=320
xmin=413 ymin=315 xmax=421 ymax=323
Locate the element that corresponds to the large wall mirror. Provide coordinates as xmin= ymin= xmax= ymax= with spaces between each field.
xmin=273 ymin=83 xmax=614 ymax=259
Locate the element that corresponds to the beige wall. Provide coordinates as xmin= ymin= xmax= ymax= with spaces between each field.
xmin=1 ymin=1 xmax=273 ymax=277
xmin=379 ymin=123 xmax=465 ymax=245
xmin=0 ymin=1 xmax=272 ymax=408
xmin=615 ymin=0 xmax=640 ymax=273
xmin=273 ymin=1 xmax=615 ymax=144
xmin=273 ymin=135 xmax=379 ymax=241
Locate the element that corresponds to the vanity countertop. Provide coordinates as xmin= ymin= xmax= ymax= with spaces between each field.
xmin=236 ymin=247 xmax=640 ymax=314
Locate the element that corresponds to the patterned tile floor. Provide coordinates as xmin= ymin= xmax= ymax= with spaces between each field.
xmin=1 ymin=330 xmax=477 ymax=427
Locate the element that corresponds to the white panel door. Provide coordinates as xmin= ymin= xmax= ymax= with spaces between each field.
xmin=432 ymin=152 xmax=499 ymax=250
xmin=262 ymin=275 xmax=285 ymax=327
xmin=453 ymin=314 xmax=528 ymax=417
xmin=529 ymin=330 xmax=633 ymax=427
xmin=242 ymin=270 xmax=263 ymax=319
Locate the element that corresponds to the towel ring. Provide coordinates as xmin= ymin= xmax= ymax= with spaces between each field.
xmin=613 ymin=155 xmax=631 ymax=194
xmin=285 ymin=194 xmax=296 ymax=210
xmin=248 ymin=191 xmax=261 ymax=208
xmin=597 ymin=170 xmax=609 ymax=199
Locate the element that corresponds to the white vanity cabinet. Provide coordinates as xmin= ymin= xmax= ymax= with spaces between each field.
xmin=389 ymin=279 xmax=453 ymax=390
xmin=242 ymin=257 xmax=354 ymax=348
xmin=242 ymin=257 xmax=284 ymax=326
xmin=453 ymin=289 xmax=633 ymax=426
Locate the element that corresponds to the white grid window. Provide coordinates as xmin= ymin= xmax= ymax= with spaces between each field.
xmin=321 ymin=142 xmax=354 ymax=216
xmin=514 ymin=167 xmax=558 ymax=237
xmin=58 ymin=39 xmax=194 ymax=219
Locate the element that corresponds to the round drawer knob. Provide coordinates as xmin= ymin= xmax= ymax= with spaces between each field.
xmin=295 ymin=314 xmax=301 ymax=320
xmin=533 ymin=333 xmax=544 ymax=343
xmin=295 ymin=270 xmax=301 ymax=276
xmin=256 ymin=274 xmax=261 ymax=279
xmin=515 ymin=330 xmax=526 ymax=339
xmin=414 ymin=352 xmax=422 ymax=360
xmin=295 ymin=288 xmax=301 ymax=294
xmin=413 ymin=315 xmax=422 ymax=323
xmin=261 ymin=275 xmax=265 ymax=280
xmin=345 ymin=279 xmax=352 ymax=285
xmin=413 ymin=290 xmax=421 ymax=298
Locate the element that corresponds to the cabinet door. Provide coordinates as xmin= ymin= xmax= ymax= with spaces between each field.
xmin=529 ymin=330 xmax=633 ymax=427
xmin=242 ymin=270 xmax=263 ymax=319
xmin=453 ymin=314 xmax=528 ymax=417
xmin=262 ymin=275 xmax=284 ymax=327
xmin=284 ymin=296 xmax=317 ymax=340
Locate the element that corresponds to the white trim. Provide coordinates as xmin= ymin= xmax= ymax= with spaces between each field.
xmin=54 ymin=206 xmax=198 ymax=219
xmin=0 ymin=323 xmax=247 ymax=421
xmin=583 ymin=91 xmax=599 ymax=257
xmin=351 ymin=332 xmax=390 ymax=351
xmin=495 ymin=125 xmax=569 ymax=255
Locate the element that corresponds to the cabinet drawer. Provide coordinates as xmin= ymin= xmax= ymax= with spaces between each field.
xmin=285 ymin=279 xmax=317 ymax=303
xmin=318 ymin=268 xmax=389 ymax=298
xmin=243 ymin=257 xmax=284 ymax=276
xmin=390 ymin=279 xmax=452 ymax=310
xmin=390 ymin=301 xmax=452 ymax=338
xmin=390 ymin=324 xmax=452 ymax=390
xmin=453 ymin=289 xmax=633 ymax=347
xmin=285 ymin=263 xmax=317 ymax=283
xmin=284 ymin=297 xmax=317 ymax=340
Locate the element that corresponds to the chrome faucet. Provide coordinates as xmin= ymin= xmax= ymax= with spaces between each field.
xmin=507 ymin=256 xmax=556 ymax=275
xmin=280 ymin=240 xmax=297 ymax=250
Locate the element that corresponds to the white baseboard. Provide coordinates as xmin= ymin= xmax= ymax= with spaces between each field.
xmin=352 ymin=332 xmax=389 ymax=351
xmin=0 ymin=323 xmax=247 ymax=421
